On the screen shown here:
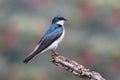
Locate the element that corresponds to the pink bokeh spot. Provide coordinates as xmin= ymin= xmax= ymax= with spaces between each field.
xmin=80 ymin=4 xmax=96 ymax=20
xmin=80 ymin=52 xmax=97 ymax=67
xmin=2 ymin=28 xmax=19 ymax=47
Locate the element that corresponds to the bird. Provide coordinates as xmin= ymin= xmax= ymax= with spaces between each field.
xmin=23 ymin=15 xmax=67 ymax=63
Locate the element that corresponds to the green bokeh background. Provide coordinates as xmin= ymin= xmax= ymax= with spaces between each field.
xmin=0 ymin=0 xmax=120 ymax=80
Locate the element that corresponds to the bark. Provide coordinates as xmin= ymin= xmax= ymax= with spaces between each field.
xmin=51 ymin=50 xmax=106 ymax=80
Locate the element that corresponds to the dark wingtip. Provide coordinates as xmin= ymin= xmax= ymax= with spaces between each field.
xmin=23 ymin=49 xmax=40 ymax=64
xmin=23 ymin=58 xmax=30 ymax=64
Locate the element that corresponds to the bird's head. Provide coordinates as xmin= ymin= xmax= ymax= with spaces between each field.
xmin=52 ymin=15 xmax=67 ymax=25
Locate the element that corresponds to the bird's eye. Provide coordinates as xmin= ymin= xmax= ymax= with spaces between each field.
xmin=58 ymin=18 xmax=64 ymax=20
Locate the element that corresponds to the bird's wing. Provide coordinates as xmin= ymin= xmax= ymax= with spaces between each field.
xmin=23 ymin=24 xmax=63 ymax=63
xmin=37 ymin=27 xmax=63 ymax=53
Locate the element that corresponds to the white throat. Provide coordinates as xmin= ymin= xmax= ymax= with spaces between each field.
xmin=56 ymin=20 xmax=65 ymax=26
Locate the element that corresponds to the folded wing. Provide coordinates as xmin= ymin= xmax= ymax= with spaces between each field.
xmin=23 ymin=25 xmax=63 ymax=63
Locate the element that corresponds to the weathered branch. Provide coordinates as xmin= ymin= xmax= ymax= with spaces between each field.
xmin=51 ymin=50 xmax=106 ymax=80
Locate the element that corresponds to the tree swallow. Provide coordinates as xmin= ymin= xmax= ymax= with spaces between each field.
xmin=23 ymin=15 xmax=67 ymax=63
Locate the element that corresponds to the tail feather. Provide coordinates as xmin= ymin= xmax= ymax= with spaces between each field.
xmin=23 ymin=52 xmax=36 ymax=64
xmin=23 ymin=44 xmax=42 ymax=63
xmin=23 ymin=51 xmax=45 ymax=63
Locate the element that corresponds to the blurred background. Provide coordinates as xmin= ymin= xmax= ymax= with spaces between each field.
xmin=0 ymin=0 xmax=120 ymax=80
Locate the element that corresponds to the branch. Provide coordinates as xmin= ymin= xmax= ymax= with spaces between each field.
xmin=51 ymin=50 xmax=106 ymax=80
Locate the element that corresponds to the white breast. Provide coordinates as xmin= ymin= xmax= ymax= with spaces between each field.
xmin=56 ymin=20 xmax=65 ymax=26
xmin=44 ymin=26 xmax=65 ymax=51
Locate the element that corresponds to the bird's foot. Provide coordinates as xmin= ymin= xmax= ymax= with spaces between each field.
xmin=51 ymin=50 xmax=59 ymax=56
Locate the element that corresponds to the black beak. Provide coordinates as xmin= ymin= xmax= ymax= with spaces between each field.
xmin=64 ymin=18 xmax=67 ymax=21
